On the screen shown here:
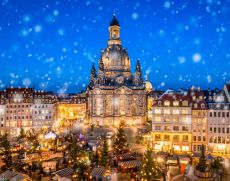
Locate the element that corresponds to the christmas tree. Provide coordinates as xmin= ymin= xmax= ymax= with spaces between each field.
xmin=196 ymin=144 xmax=207 ymax=172
xmin=0 ymin=134 xmax=12 ymax=168
xmin=99 ymin=137 xmax=109 ymax=167
xmin=113 ymin=121 xmax=127 ymax=155
xmin=70 ymin=138 xmax=81 ymax=167
xmin=18 ymin=127 xmax=26 ymax=140
xmin=70 ymin=138 xmax=89 ymax=180
xmin=140 ymin=146 xmax=161 ymax=181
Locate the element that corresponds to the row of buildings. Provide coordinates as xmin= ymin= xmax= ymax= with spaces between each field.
xmin=150 ymin=84 xmax=230 ymax=154
xmin=0 ymin=17 xmax=229 ymax=155
xmin=0 ymin=88 xmax=86 ymax=137
xmin=1 ymin=83 xmax=229 ymax=154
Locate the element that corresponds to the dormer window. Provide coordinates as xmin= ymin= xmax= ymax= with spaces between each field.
xmin=158 ymin=101 xmax=161 ymax=106
xmin=201 ymin=103 xmax=205 ymax=108
xmin=182 ymin=101 xmax=188 ymax=106
xmin=173 ymin=101 xmax=179 ymax=106
xmin=194 ymin=103 xmax=198 ymax=108
xmin=164 ymin=101 xmax=170 ymax=106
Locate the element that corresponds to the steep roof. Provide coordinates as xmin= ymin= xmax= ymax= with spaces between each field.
xmin=110 ymin=16 xmax=119 ymax=26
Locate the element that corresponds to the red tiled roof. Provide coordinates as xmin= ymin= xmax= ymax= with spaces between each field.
xmin=188 ymin=89 xmax=207 ymax=110
xmin=153 ymin=89 xmax=207 ymax=109
xmin=153 ymin=93 xmax=190 ymax=107
xmin=6 ymin=88 xmax=33 ymax=95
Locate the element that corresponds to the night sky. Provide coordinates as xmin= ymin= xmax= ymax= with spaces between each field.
xmin=0 ymin=0 xmax=230 ymax=93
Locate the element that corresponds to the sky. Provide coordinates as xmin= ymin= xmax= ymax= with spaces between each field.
xmin=0 ymin=0 xmax=230 ymax=93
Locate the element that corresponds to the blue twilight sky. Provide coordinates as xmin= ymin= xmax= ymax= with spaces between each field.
xmin=0 ymin=0 xmax=230 ymax=93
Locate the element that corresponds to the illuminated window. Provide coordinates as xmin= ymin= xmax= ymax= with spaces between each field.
xmin=164 ymin=109 xmax=170 ymax=114
xmin=164 ymin=117 xmax=170 ymax=122
xmin=182 ymin=101 xmax=188 ymax=106
xmin=164 ymin=101 xmax=170 ymax=106
xmin=173 ymin=118 xmax=179 ymax=122
xmin=226 ymin=137 xmax=230 ymax=144
xmin=203 ymin=136 xmax=206 ymax=141
xmin=173 ymin=145 xmax=180 ymax=151
xmin=173 ymin=135 xmax=179 ymax=141
xmin=218 ymin=136 xmax=221 ymax=143
xmin=173 ymin=101 xmax=179 ymax=106
xmin=182 ymin=146 xmax=189 ymax=151
xmin=154 ymin=117 xmax=161 ymax=122
xmin=173 ymin=126 xmax=179 ymax=131
xmin=173 ymin=109 xmax=179 ymax=114
xmin=155 ymin=109 xmax=161 ymax=114
xmin=164 ymin=134 xmax=170 ymax=141
xmin=96 ymin=98 xmax=102 ymax=115
xmin=155 ymin=144 xmax=162 ymax=150
xmin=181 ymin=109 xmax=188 ymax=114
xmin=164 ymin=126 xmax=170 ymax=131
xmin=155 ymin=134 xmax=161 ymax=141
xmin=209 ymin=137 xmax=213 ymax=143
xmin=182 ymin=135 xmax=188 ymax=141
xmin=181 ymin=117 xmax=190 ymax=123
xmin=182 ymin=126 xmax=189 ymax=131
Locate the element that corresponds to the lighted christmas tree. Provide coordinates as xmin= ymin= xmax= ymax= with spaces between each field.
xmin=113 ymin=121 xmax=127 ymax=155
xmin=196 ymin=144 xmax=207 ymax=172
xmin=70 ymin=138 xmax=81 ymax=166
xmin=0 ymin=134 xmax=12 ymax=168
xmin=140 ymin=146 xmax=161 ymax=181
xmin=99 ymin=137 xmax=109 ymax=167
xmin=18 ymin=127 xmax=26 ymax=140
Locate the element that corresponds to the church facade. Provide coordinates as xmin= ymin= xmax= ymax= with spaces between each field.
xmin=87 ymin=17 xmax=147 ymax=127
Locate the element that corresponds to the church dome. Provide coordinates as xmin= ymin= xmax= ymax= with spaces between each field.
xmin=101 ymin=44 xmax=130 ymax=72
xmin=145 ymin=81 xmax=153 ymax=91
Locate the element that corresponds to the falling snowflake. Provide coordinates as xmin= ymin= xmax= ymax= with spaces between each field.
xmin=132 ymin=12 xmax=138 ymax=20
xmin=34 ymin=25 xmax=42 ymax=33
xmin=192 ymin=53 xmax=202 ymax=63
xmin=164 ymin=1 xmax=171 ymax=9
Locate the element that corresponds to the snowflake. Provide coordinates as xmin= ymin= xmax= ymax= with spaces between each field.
xmin=178 ymin=56 xmax=186 ymax=64
xmin=207 ymin=75 xmax=212 ymax=83
xmin=34 ymin=25 xmax=42 ymax=33
xmin=192 ymin=53 xmax=202 ymax=63
xmin=132 ymin=12 xmax=139 ymax=20
xmin=53 ymin=9 xmax=59 ymax=16
xmin=164 ymin=1 xmax=171 ymax=9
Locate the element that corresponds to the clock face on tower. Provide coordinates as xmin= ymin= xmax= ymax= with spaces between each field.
xmin=116 ymin=76 xmax=124 ymax=84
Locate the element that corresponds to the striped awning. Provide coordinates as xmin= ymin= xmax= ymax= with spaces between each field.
xmin=53 ymin=167 xmax=73 ymax=178
xmin=0 ymin=170 xmax=18 ymax=180
xmin=118 ymin=160 xmax=141 ymax=168
xmin=115 ymin=152 xmax=134 ymax=160
xmin=91 ymin=167 xmax=107 ymax=177
xmin=0 ymin=170 xmax=26 ymax=180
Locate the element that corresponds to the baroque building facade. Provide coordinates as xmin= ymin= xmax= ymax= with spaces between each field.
xmin=0 ymin=88 xmax=58 ymax=137
xmin=151 ymin=89 xmax=192 ymax=152
xmin=204 ymin=86 xmax=230 ymax=153
xmin=87 ymin=17 xmax=147 ymax=127
xmin=189 ymin=88 xmax=208 ymax=152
